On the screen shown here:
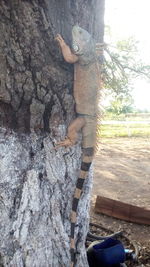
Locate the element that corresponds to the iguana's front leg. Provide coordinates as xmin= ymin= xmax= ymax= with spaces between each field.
xmin=56 ymin=117 xmax=85 ymax=147
xmin=55 ymin=34 xmax=78 ymax=63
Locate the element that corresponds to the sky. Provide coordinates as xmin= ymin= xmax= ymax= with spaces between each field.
xmin=104 ymin=0 xmax=150 ymax=111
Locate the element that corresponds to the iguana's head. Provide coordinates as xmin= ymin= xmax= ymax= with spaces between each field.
xmin=72 ymin=25 xmax=95 ymax=60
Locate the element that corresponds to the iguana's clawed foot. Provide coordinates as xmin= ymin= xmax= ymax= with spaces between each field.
xmin=55 ymin=137 xmax=74 ymax=148
xmin=55 ymin=34 xmax=65 ymax=46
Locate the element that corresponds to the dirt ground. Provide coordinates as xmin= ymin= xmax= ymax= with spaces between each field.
xmin=90 ymin=137 xmax=150 ymax=266
xmin=92 ymin=137 xmax=150 ymax=208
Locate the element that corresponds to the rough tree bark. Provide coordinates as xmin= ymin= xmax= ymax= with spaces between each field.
xmin=0 ymin=1 xmax=104 ymax=266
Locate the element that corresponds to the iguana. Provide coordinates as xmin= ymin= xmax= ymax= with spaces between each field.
xmin=55 ymin=25 xmax=100 ymax=267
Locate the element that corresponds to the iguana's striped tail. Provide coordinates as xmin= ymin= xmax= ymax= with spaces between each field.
xmin=70 ymin=147 xmax=94 ymax=267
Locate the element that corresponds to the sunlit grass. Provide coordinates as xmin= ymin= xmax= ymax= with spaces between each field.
xmin=103 ymin=112 xmax=150 ymax=121
xmin=98 ymin=123 xmax=150 ymax=138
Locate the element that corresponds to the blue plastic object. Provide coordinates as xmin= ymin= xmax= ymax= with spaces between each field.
xmin=87 ymin=238 xmax=125 ymax=267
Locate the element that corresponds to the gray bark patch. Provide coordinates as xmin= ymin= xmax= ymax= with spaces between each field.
xmin=0 ymin=130 xmax=92 ymax=266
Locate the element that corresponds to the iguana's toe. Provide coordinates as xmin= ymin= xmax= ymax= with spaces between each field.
xmin=55 ymin=137 xmax=74 ymax=148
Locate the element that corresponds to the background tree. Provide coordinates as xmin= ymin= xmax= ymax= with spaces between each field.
xmin=101 ymin=35 xmax=150 ymax=114
xmin=106 ymin=95 xmax=134 ymax=115
xmin=0 ymin=1 xmax=104 ymax=266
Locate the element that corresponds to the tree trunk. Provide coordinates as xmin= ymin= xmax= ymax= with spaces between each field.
xmin=0 ymin=1 xmax=104 ymax=266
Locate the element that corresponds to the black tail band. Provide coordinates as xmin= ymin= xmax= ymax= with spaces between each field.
xmin=70 ymin=248 xmax=75 ymax=261
xmin=71 ymin=222 xmax=75 ymax=238
xmin=81 ymin=161 xmax=91 ymax=171
xmin=72 ymin=197 xmax=79 ymax=212
xmin=76 ymin=178 xmax=85 ymax=190
xmin=82 ymin=147 xmax=94 ymax=156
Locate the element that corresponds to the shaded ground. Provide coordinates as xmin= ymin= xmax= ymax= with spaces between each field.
xmin=90 ymin=138 xmax=150 ymax=266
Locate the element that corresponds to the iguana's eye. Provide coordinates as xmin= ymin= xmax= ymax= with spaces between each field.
xmin=72 ymin=44 xmax=79 ymax=52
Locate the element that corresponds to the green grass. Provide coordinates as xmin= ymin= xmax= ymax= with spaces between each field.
xmin=98 ymin=123 xmax=150 ymax=138
xmin=103 ymin=112 xmax=150 ymax=121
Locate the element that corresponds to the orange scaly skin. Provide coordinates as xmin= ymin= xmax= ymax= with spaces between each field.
xmin=55 ymin=26 xmax=99 ymax=267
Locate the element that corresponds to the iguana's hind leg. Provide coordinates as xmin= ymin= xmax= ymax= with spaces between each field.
xmin=56 ymin=117 xmax=85 ymax=147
